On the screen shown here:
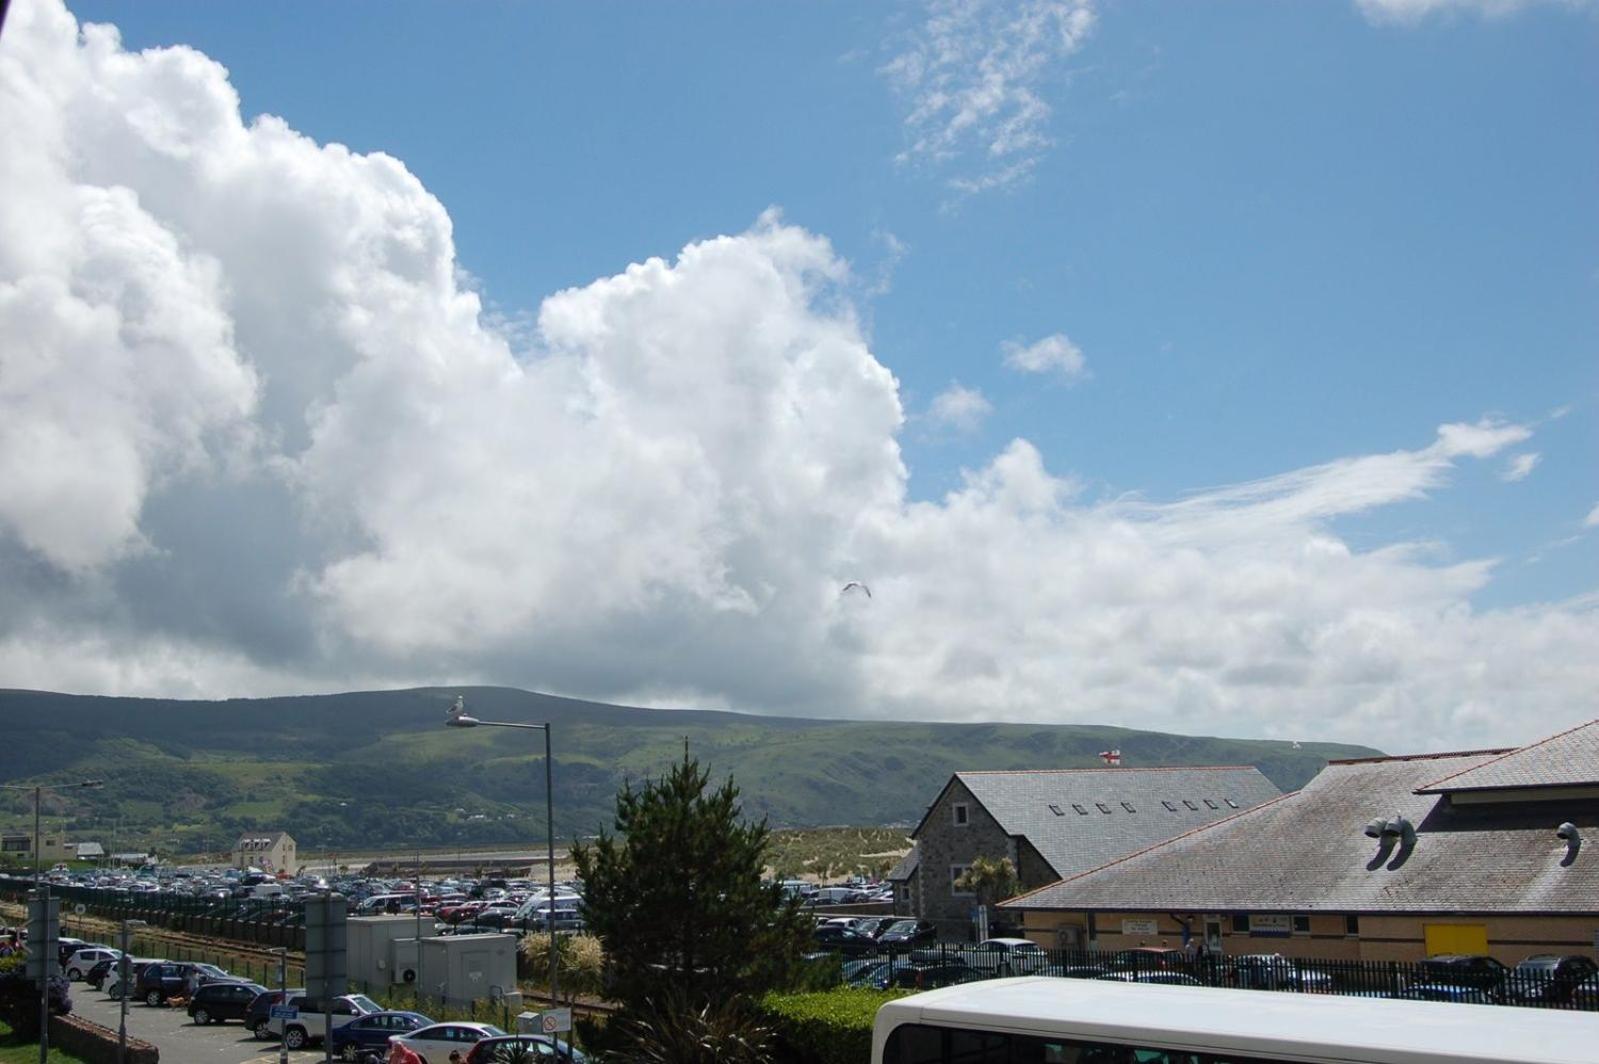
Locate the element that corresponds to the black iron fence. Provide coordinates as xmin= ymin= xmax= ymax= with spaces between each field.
xmin=812 ymin=942 xmax=1599 ymax=1011
xmin=0 ymin=875 xmax=310 ymax=951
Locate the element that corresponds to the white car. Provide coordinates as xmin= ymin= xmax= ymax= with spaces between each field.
xmin=972 ymin=938 xmax=1049 ymax=975
xmin=64 ymin=948 xmax=122 ymax=981
xmin=270 ymin=993 xmax=384 ymax=1049
xmin=392 ymin=1022 xmax=508 ymax=1064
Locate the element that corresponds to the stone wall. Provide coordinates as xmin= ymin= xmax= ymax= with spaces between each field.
xmin=913 ymin=779 xmax=1016 ymax=938
xmin=49 ymin=1013 xmax=158 ymax=1064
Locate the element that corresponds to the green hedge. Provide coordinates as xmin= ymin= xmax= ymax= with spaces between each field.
xmin=761 ymin=988 xmax=909 ymax=1064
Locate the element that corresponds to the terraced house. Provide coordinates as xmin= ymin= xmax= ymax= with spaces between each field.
xmin=902 ymin=765 xmax=1282 ymax=939
xmin=1003 ymin=718 xmax=1599 ymax=962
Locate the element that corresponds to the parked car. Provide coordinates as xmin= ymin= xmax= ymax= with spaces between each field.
xmin=887 ymin=961 xmax=983 ymax=990
xmin=84 ymin=958 xmax=120 ymax=990
xmin=1038 ymin=964 xmax=1110 ymax=980
xmin=106 ymin=959 xmax=166 ymax=1001
xmin=1108 ymin=947 xmax=1190 ymax=973
xmin=1096 ymin=971 xmax=1206 ymax=987
xmin=54 ymin=938 xmax=90 ymax=968
xmin=136 ymin=961 xmax=230 ymax=1006
xmin=271 ymin=992 xmax=385 ymax=1049
xmin=391 ymin=1021 xmax=509 ymax=1064
xmin=186 ymin=981 xmax=267 ymax=1025
xmin=329 ymin=1011 xmax=433 ymax=1061
xmin=1510 ymin=954 xmax=1598 ymax=1005
xmin=970 ymin=938 xmax=1048 ymax=975
xmin=63 ymin=948 xmax=121 ymax=981
xmin=1391 ymin=983 xmax=1500 ymax=1005
xmin=811 ymin=925 xmax=878 ymax=957
xmin=464 ymin=1035 xmax=586 ymax=1063
xmin=1417 ymin=954 xmax=1509 ymax=998
xmin=248 ymin=987 xmax=306 ymax=1040
xmin=876 ymin=919 xmax=936 ymax=948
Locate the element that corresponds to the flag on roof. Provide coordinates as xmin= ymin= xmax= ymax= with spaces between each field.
xmin=1098 ymin=749 xmax=1121 ymax=766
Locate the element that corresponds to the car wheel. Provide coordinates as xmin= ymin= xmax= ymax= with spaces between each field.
xmin=66 ymin=967 xmax=82 ymax=981
xmin=341 ymin=1044 xmax=357 ymax=1062
xmin=193 ymin=1008 xmax=211 ymax=1025
xmin=285 ymin=1027 xmax=308 ymax=1051
xmin=146 ymin=989 xmax=164 ymax=1007
xmin=254 ymin=1019 xmax=273 ymax=1040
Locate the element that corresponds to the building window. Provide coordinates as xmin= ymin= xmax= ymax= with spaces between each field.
xmin=1048 ymin=804 xmax=1064 ymax=816
xmin=1232 ymin=914 xmax=1251 ymax=934
xmin=1072 ymin=804 xmax=1088 ymax=815
xmin=1345 ymin=915 xmax=1359 ymax=937
xmin=1161 ymin=801 xmax=1177 ymax=812
xmin=950 ymin=865 xmax=974 ymax=897
xmin=1292 ymin=916 xmax=1311 ymax=935
xmin=1224 ymin=798 xmax=1239 ymax=808
xmin=1095 ymin=802 xmax=1112 ymax=814
xmin=1183 ymin=800 xmax=1199 ymax=811
xmin=1121 ymin=802 xmax=1136 ymax=813
xmin=1204 ymin=799 xmax=1219 ymax=810
xmin=952 ymin=803 xmax=969 ymax=827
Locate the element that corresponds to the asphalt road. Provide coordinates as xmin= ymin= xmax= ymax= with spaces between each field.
xmin=70 ymin=985 xmax=334 ymax=1064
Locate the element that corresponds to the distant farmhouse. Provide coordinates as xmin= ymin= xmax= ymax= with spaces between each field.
xmin=0 ymin=831 xmax=73 ymax=866
xmin=232 ymin=831 xmax=297 ymax=873
xmin=1004 ymin=719 xmax=1599 ymax=962
xmin=894 ymin=765 xmax=1281 ymax=939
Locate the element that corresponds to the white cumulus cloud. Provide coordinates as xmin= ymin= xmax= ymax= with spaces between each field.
xmin=882 ymin=0 xmax=1096 ymax=192
xmin=926 ymin=383 xmax=994 ymax=433
xmin=2 ymin=0 xmax=1597 ymax=755
xmin=1002 ymin=332 xmax=1088 ymax=380
xmin=1585 ymin=503 xmax=1599 ymax=528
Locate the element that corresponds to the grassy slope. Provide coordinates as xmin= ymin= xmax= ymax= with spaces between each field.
xmin=0 ymin=687 xmax=1379 ymax=852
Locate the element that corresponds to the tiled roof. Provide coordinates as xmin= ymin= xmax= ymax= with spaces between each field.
xmin=1004 ymin=747 xmax=1599 ymax=915
xmin=887 ymin=845 xmax=919 ymax=882
xmin=1416 ymin=718 xmax=1599 ymax=794
xmin=954 ymin=766 xmax=1282 ymax=879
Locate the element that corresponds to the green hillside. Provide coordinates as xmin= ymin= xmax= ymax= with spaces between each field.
xmin=0 ymin=687 xmax=1379 ymax=855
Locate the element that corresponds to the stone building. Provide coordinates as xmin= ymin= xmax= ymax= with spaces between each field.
xmin=909 ymin=766 xmax=1281 ymax=939
xmin=1004 ymin=719 xmax=1599 ymax=963
xmin=232 ymin=830 xmax=297 ymax=873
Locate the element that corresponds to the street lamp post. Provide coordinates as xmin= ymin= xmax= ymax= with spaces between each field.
xmin=2 ymin=779 xmax=101 ymax=1064
xmin=444 ymin=699 xmax=560 ymax=1006
xmin=117 ymin=919 xmax=147 ymax=1064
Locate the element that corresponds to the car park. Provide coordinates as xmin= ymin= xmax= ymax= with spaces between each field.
xmin=186 ymin=980 xmax=267 ymax=1025
xmin=876 ymin=919 xmax=936 ymax=948
xmin=106 ymin=959 xmax=165 ymax=1001
xmin=1416 ymin=954 xmax=1509 ymax=995
xmin=392 ymin=1021 xmax=509 ymax=1064
xmin=811 ymin=924 xmax=879 ymax=957
xmin=970 ymin=938 xmax=1048 ymax=975
xmin=885 ymin=961 xmax=982 ymax=990
xmin=330 ymin=1010 xmax=433 ymax=1061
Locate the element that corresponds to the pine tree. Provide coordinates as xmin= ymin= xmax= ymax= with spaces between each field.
xmin=573 ymin=751 xmax=810 ymax=1011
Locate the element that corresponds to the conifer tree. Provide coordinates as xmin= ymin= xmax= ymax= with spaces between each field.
xmin=573 ymin=751 xmax=810 ymax=1011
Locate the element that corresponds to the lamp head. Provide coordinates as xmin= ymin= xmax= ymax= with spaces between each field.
xmin=446 ymin=714 xmax=480 ymax=728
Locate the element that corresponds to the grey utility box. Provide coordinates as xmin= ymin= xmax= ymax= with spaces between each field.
xmin=418 ymin=933 xmax=521 ymax=1011
xmin=346 ymin=915 xmax=439 ymax=995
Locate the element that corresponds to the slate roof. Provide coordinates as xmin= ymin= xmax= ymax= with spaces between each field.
xmin=887 ymin=845 xmax=919 ymax=882
xmin=1005 ymin=747 xmax=1599 ymax=915
xmin=951 ymin=766 xmax=1282 ymax=879
xmin=1416 ymin=718 xmax=1599 ymax=795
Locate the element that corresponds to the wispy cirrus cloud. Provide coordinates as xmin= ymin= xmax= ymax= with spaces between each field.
xmin=1501 ymin=452 xmax=1540 ymax=482
xmin=882 ymin=0 xmax=1096 ymax=193
xmin=1355 ymin=0 xmax=1595 ymax=23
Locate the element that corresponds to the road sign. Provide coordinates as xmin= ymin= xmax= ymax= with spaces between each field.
xmin=270 ymin=1006 xmax=298 ymax=1020
xmin=540 ymin=1009 xmax=571 ymax=1034
xmin=73 ymin=904 xmax=86 ymax=915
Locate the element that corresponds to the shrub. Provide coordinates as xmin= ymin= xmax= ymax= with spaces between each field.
xmin=614 ymin=991 xmax=774 ymax=1064
xmin=760 ymin=988 xmax=907 ymax=1064
xmin=517 ymin=933 xmax=605 ymax=997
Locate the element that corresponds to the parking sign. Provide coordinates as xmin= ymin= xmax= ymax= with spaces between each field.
xmin=540 ymin=1008 xmax=572 ymax=1034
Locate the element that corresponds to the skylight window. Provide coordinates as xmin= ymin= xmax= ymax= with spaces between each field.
xmin=1095 ymin=802 xmax=1112 ymax=814
xmin=1048 ymin=804 xmax=1064 ymax=816
xmin=1072 ymin=804 xmax=1088 ymax=815
xmin=1121 ymin=802 xmax=1136 ymax=813
xmin=1162 ymin=801 xmax=1177 ymax=812
xmin=1204 ymin=799 xmax=1219 ymax=810
xmin=1224 ymin=798 xmax=1239 ymax=809
xmin=1183 ymin=800 xmax=1198 ymax=811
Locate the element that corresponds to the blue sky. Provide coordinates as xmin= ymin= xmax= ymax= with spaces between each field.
xmin=3 ymin=0 xmax=1595 ymax=747
xmin=74 ymin=0 xmax=1596 ymax=607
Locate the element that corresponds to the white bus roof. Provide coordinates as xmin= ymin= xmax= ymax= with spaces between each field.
xmin=874 ymin=977 xmax=1599 ymax=1064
